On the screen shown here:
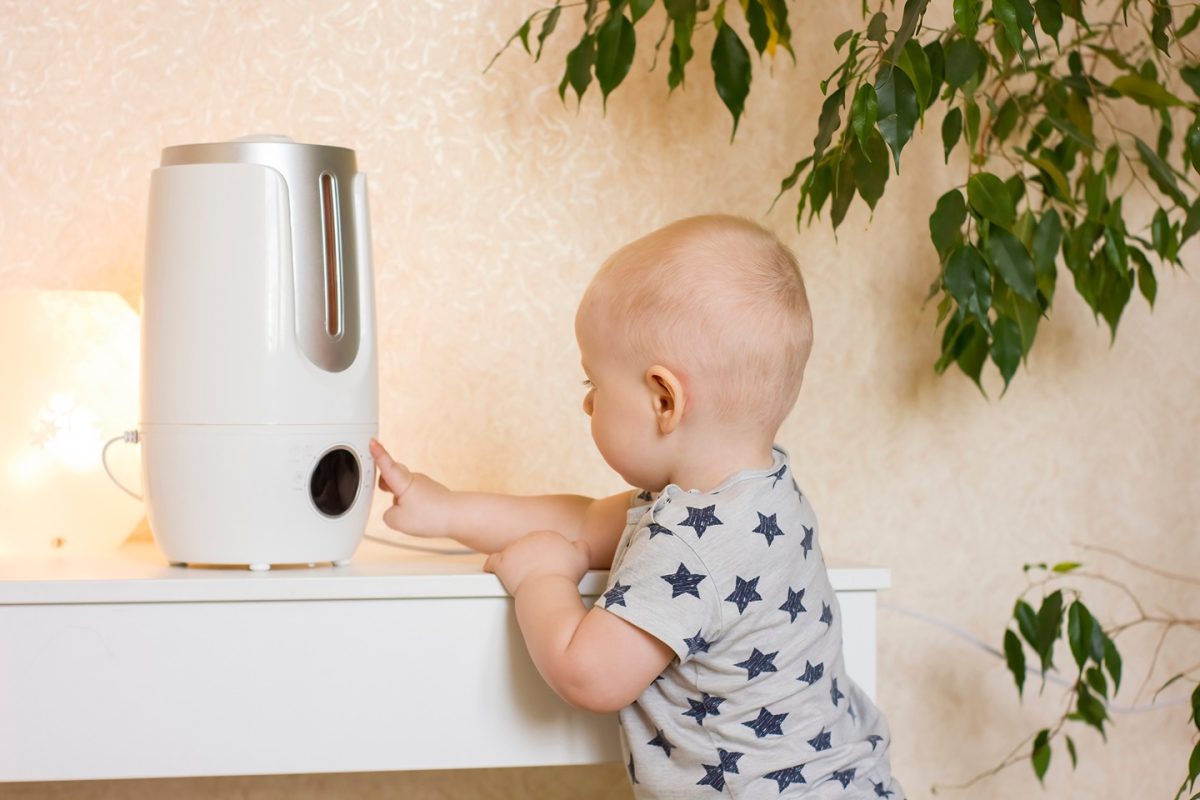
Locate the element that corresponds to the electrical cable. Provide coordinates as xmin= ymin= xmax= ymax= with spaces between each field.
xmin=101 ymin=430 xmax=142 ymax=501
xmin=362 ymin=533 xmax=476 ymax=556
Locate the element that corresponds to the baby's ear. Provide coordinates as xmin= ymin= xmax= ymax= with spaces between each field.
xmin=646 ymin=365 xmax=686 ymax=435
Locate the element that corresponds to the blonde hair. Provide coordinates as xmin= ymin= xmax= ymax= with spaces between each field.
xmin=581 ymin=215 xmax=813 ymax=432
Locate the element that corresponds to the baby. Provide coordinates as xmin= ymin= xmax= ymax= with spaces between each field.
xmin=371 ymin=215 xmax=902 ymax=799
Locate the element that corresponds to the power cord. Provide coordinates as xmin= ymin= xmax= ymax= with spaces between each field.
xmin=363 ymin=532 xmax=476 ymax=556
xmin=102 ymin=430 xmax=142 ymax=501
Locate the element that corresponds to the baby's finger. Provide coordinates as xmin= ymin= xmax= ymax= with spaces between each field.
xmin=483 ymin=553 xmax=498 ymax=573
xmin=370 ymin=439 xmax=413 ymax=495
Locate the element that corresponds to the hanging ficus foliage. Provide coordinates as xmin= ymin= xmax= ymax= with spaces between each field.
xmin=491 ymin=0 xmax=1200 ymax=396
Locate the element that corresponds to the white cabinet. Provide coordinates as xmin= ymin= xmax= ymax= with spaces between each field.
xmin=0 ymin=540 xmax=889 ymax=782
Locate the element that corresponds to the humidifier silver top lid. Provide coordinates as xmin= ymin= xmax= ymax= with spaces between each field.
xmin=158 ymin=134 xmax=365 ymax=374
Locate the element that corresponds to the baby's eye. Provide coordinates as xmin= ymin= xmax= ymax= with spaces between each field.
xmin=581 ymin=379 xmax=594 ymax=389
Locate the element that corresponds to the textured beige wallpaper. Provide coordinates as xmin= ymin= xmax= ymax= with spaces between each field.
xmin=3 ymin=1 xmax=1198 ymax=798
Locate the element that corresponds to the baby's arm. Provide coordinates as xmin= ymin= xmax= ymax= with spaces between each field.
xmin=370 ymin=439 xmax=629 ymax=569
xmin=484 ymin=532 xmax=675 ymax=713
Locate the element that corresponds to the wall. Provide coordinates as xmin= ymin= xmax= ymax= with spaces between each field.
xmin=2 ymin=1 xmax=1197 ymax=797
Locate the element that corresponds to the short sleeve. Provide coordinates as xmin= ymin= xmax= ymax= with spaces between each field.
xmin=599 ymin=522 xmax=724 ymax=663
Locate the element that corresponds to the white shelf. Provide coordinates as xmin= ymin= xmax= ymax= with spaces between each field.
xmin=0 ymin=536 xmax=889 ymax=783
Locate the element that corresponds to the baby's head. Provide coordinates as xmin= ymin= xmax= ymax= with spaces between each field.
xmin=576 ymin=215 xmax=813 ymax=465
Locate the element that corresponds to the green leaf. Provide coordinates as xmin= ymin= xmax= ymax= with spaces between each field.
xmin=875 ymin=68 xmax=918 ymax=172
xmin=945 ymin=39 xmax=985 ymax=89
xmin=536 ymin=5 xmax=564 ymax=60
xmin=925 ymin=40 xmax=945 ymax=103
xmin=1067 ymin=600 xmax=1093 ymax=669
xmin=772 ymin=157 xmax=813 ymax=209
xmin=1015 ymin=599 xmax=1039 ymax=649
xmin=1185 ymin=199 xmax=1200 ymax=242
xmin=1112 ymin=74 xmax=1187 ymax=109
xmin=630 ymin=0 xmax=655 ymax=23
xmin=1027 ymin=154 xmax=1071 ymax=201
xmin=898 ymin=39 xmax=933 ymax=111
xmin=993 ymin=0 xmax=1025 ymax=60
xmin=956 ymin=318 xmax=989 ymax=390
xmin=852 ymin=83 xmax=879 ymax=153
xmin=558 ymin=34 xmax=597 ymax=102
xmin=596 ymin=12 xmax=637 ymax=108
xmin=1180 ymin=7 xmax=1200 ymax=38
xmin=517 ymin=18 xmax=532 ymax=54
xmin=830 ymin=149 xmax=857 ymax=229
xmin=992 ymin=97 xmax=1020 ymax=143
xmin=885 ymin=0 xmax=929 ymax=66
xmin=867 ymin=11 xmax=888 ymax=42
xmin=1186 ymin=122 xmax=1200 ymax=176
xmin=991 ymin=315 xmax=1022 ymax=390
xmin=1075 ymin=682 xmax=1109 ymax=738
xmin=1086 ymin=664 xmax=1109 ymax=698
xmin=1151 ymin=1 xmax=1172 ymax=54
xmin=1033 ymin=589 xmax=1064 ymax=671
xmin=1104 ymin=635 xmax=1122 ymax=693
xmin=930 ymin=189 xmax=968 ymax=259
xmin=1004 ymin=628 xmax=1027 ymax=697
xmin=1032 ymin=209 xmax=1061 ymax=301
xmin=1035 ymin=0 xmax=1063 ymax=45
xmin=812 ymin=87 xmax=846 ymax=166
xmin=944 ymin=244 xmax=985 ymax=308
xmin=954 ymin=0 xmax=983 ymax=39
xmin=759 ymin=0 xmax=793 ymax=57
xmin=1032 ymin=729 xmax=1051 ymax=783
xmin=1191 ymin=683 xmax=1200 ymax=729
xmin=967 ymin=172 xmax=1016 ymax=229
xmin=853 ymin=130 xmax=890 ymax=210
xmin=711 ymin=21 xmax=752 ymax=139
xmin=746 ymin=0 xmax=772 ymax=55
xmin=942 ymin=107 xmax=962 ymax=163
xmin=666 ymin=0 xmax=697 ymax=89
xmin=965 ymin=98 xmax=980 ymax=148
xmin=1066 ymin=735 xmax=1077 ymax=769
xmin=1136 ymin=137 xmax=1190 ymax=208
xmin=1011 ymin=0 xmax=1040 ymax=57
xmin=1131 ymin=248 xmax=1157 ymax=306
xmin=1187 ymin=741 xmax=1200 ymax=793
xmin=1182 ymin=65 xmax=1200 ymax=100
xmin=994 ymin=284 xmax=1040 ymax=355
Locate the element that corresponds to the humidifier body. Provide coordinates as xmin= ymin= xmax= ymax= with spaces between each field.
xmin=140 ymin=136 xmax=377 ymax=568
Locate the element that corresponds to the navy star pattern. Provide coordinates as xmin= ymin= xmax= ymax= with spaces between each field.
xmin=725 ymin=575 xmax=763 ymax=614
xmin=680 ymin=505 xmax=723 ymax=538
xmin=662 ymin=563 xmax=707 ymax=598
xmin=830 ymin=677 xmax=845 ymax=707
xmin=752 ymin=512 xmax=785 ymax=546
xmin=603 ymin=581 xmax=630 ymax=609
xmin=734 ymin=647 xmax=778 ymax=680
xmin=798 ymin=660 xmax=825 ymax=684
xmin=779 ymin=587 xmax=807 ymax=622
xmin=648 ymin=729 xmax=675 ymax=757
xmin=683 ymin=693 xmax=725 ymax=726
xmin=684 ymin=631 xmax=713 ymax=656
xmin=603 ymin=453 xmax=897 ymax=798
xmin=763 ymin=765 xmax=807 ymax=792
xmin=742 ymin=706 xmax=788 ymax=738
xmin=830 ymin=768 xmax=856 ymax=789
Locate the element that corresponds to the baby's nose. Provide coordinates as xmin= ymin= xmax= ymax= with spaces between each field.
xmin=582 ymin=391 xmax=594 ymax=416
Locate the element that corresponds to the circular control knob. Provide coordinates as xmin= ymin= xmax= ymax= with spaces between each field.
xmin=310 ymin=447 xmax=360 ymax=518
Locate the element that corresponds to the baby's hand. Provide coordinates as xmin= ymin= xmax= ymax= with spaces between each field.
xmin=484 ymin=530 xmax=591 ymax=596
xmin=370 ymin=439 xmax=454 ymax=539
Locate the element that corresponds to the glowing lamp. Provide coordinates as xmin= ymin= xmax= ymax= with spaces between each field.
xmin=0 ymin=290 xmax=142 ymax=555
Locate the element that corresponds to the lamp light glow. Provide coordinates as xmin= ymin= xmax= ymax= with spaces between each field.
xmin=0 ymin=290 xmax=142 ymax=555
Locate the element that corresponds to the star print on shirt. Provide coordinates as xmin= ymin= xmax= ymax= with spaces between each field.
xmin=734 ymin=647 xmax=778 ymax=680
xmin=683 ymin=693 xmax=726 ymax=725
xmin=873 ymin=780 xmax=895 ymax=797
xmin=752 ymin=512 xmax=785 ymax=546
xmin=808 ymin=728 xmax=832 ymax=751
xmin=779 ymin=587 xmax=807 ymax=622
xmin=698 ymin=750 xmax=744 ymax=792
xmin=680 ymin=505 xmax=723 ymax=538
xmin=769 ymin=463 xmax=788 ymax=487
xmin=662 ymin=563 xmax=707 ymax=598
xmin=684 ymin=631 xmax=713 ymax=656
xmin=763 ymin=765 xmax=807 ymax=792
xmin=830 ymin=677 xmax=845 ymax=707
xmin=603 ymin=581 xmax=630 ymax=609
xmin=636 ymin=490 xmax=653 ymax=502
xmin=648 ymin=729 xmax=675 ymax=757
xmin=830 ymin=768 xmax=856 ymax=789
xmin=800 ymin=525 xmax=814 ymax=558
xmin=867 ymin=735 xmax=884 ymax=750
xmin=742 ymin=706 xmax=788 ymax=738
xmin=821 ymin=602 xmax=834 ymax=626
xmin=648 ymin=522 xmax=674 ymax=539
xmin=798 ymin=660 xmax=825 ymax=684
xmin=725 ymin=575 xmax=763 ymax=614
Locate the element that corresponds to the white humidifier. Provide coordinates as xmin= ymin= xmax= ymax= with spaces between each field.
xmin=140 ymin=135 xmax=377 ymax=570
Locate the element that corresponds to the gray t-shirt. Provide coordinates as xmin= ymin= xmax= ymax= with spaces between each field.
xmin=600 ymin=447 xmax=903 ymax=799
